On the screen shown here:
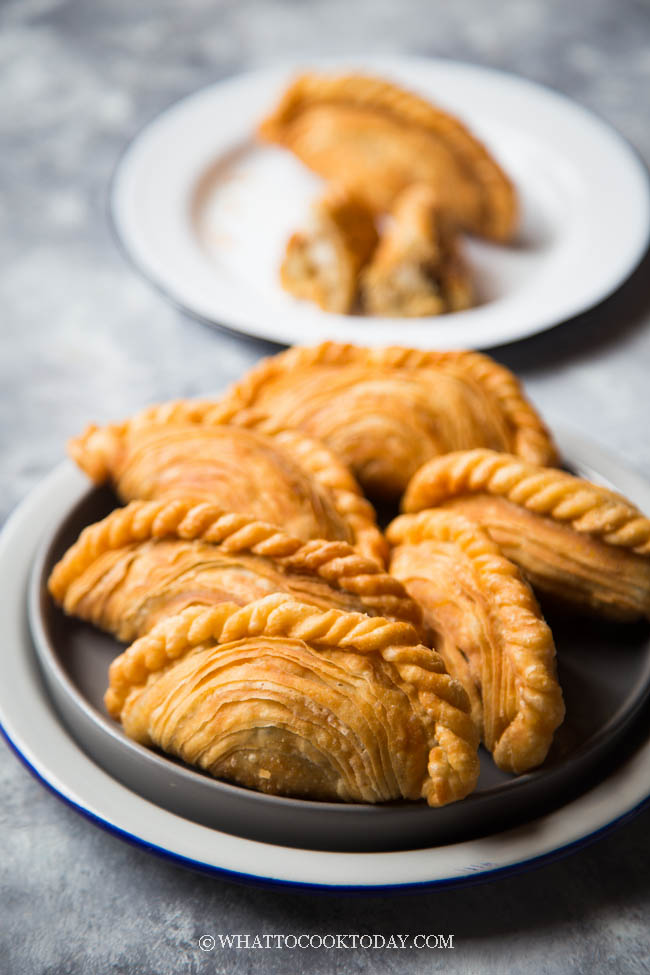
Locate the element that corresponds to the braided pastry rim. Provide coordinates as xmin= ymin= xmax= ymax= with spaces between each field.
xmin=402 ymin=449 xmax=650 ymax=557
xmin=67 ymin=403 xmax=386 ymax=564
xmin=387 ymin=508 xmax=565 ymax=770
xmin=387 ymin=508 xmax=558 ymax=668
xmin=105 ymin=592 xmax=426 ymax=718
xmin=212 ymin=342 xmax=558 ymax=469
xmin=47 ymin=497 xmax=416 ymax=623
xmin=257 ymin=71 xmax=517 ymax=240
xmin=107 ymin=593 xmax=480 ymax=805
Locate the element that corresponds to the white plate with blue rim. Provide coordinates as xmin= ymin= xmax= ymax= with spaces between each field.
xmin=2 ymin=429 xmax=650 ymax=891
xmin=110 ymin=56 xmax=650 ymax=351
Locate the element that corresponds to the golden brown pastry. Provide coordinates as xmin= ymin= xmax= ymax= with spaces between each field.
xmin=402 ymin=449 xmax=650 ymax=621
xmin=280 ymin=185 xmax=378 ymax=313
xmin=215 ymin=342 xmax=558 ymax=501
xmin=105 ymin=593 xmax=480 ymax=806
xmin=259 ymin=72 xmax=517 ymax=241
xmin=48 ymin=498 xmax=422 ymax=642
xmin=69 ymin=406 xmax=386 ymax=565
xmin=387 ymin=509 xmax=564 ymax=773
xmin=361 ymin=184 xmax=473 ymax=317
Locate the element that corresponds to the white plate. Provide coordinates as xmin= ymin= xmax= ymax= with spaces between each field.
xmin=111 ymin=56 xmax=650 ymax=350
xmin=2 ymin=432 xmax=650 ymax=890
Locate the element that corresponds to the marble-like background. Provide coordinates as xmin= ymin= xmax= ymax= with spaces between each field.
xmin=2 ymin=1 xmax=650 ymax=972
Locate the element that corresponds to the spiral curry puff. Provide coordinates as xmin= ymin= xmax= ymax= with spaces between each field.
xmin=48 ymin=499 xmax=422 ymax=643
xmin=214 ymin=342 xmax=558 ymax=500
xmin=402 ymin=450 xmax=650 ymax=622
xmin=67 ymin=402 xmax=386 ymax=565
xmin=387 ymin=510 xmax=564 ymax=774
xmin=101 ymin=595 xmax=479 ymax=805
xmin=48 ymin=505 xmax=479 ymax=806
xmin=259 ymin=71 xmax=517 ymax=241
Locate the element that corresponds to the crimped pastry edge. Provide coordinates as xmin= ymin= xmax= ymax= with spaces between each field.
xmin=106 ymin=592 xmax=424 ymax=717
xmin=48 ymin=497 xmax=418 ymax=626
xmin=402 ymin=449 xmax=650 ymax=556
xmin=106 ymin=592 xmax=480 ymax=806
xmin=212 ymin=342 xmax=558 ymax=470
xmin=66 ymin=404 xmax=387 ymax=565
xmin=387 ymin=508 xmax=565 ymax=772
xmin=258 ymin=71 xmax=517 ymax=241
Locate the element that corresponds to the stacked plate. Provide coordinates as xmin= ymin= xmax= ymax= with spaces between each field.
xmin=2 ymin=430 xmax=649 ymax=890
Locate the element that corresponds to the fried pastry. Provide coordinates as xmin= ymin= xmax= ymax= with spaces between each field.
xmin=48 ymin=498 xmax=422 ymax=642
xmin=258 ymin=72 xmax=517 ymax=241
xmin=402 ymin=449 xmax=650 ymax=621
xmin=69 ymin=407 xmax=386 ymax=564
xmin=215 ymin=342 xmax=558 ymax=500
xmin=105 ymin=593 xmax=480 ymax=805
xmin=387 ymin=509 xmax=564 ymax=773
xmin=280 ymin=186 xmax=378 ymax=313
xmin=361 ymin=184 xmax=473 ymax=317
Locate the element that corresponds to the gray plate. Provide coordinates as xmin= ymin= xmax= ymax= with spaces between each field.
xmin=28 ymin=432 xmax=650 ymax=853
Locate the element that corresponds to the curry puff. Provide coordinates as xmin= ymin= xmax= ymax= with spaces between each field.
xmin=68 ymin=405 xmax=386 ymax=565
xmin=280 ymin=185 xmax=378 ymax=313
xmin=403 ymin=449 xmax=650 ymax=621
xmin=387 ymin=509 xmax=564 ymax=773
xmin=259 ymin=72 xmax=517 ymax=241
xmin=48 ymin=498 xmax=422 ymax=643
xmin=361 ymin=184 xmax=473 ymax=317
xmin=215 ymin=342 xmax=558 ymax=501
xmin=104 ymin=593 xmax=480 ymax=805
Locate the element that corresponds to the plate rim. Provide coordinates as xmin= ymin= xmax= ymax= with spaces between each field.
xmin=108 ymin=54 xmax=650 ymax=351
xmin=2 ymin=431 xmax=650 ymax=889
xmin=3 ymin=721 xmax=649 ymax=893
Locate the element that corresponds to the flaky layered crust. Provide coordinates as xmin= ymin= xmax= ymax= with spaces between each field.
xmin=48 ymin=499 xmax=422 ymax=642
xmin=402 ymin=450 xmax=650 ymax=620
xmin=280 ymin=185 xmax=378 ymax=313
xmin=387 ymin=510 xmax=564 ymax=773
xmin=361 ymin=184 xmax=473 ymax=317
xmin=106 ymin=593 xmax=479 ymax=806
xmin=68 ymin=406 xmax=386 ymax=565
xmin=214 ymin=342 xmax=558 ymax=500
xmin=259 ymin=72 xmax=517 ymax=241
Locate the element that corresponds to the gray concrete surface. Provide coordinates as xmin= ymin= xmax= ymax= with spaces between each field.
xmin=1 ymin=0 xmax=650 ymax=972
